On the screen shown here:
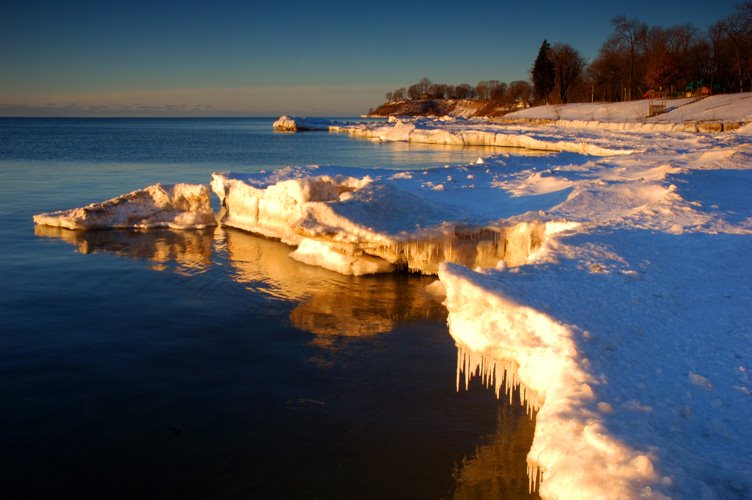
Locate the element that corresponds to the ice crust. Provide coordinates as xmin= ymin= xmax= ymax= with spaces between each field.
xmin=33 ymin=183 xmax=216 ymax=230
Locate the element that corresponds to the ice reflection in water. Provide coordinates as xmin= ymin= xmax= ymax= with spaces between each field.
xmin=35 ymin=225 xmax=447 ymax=340
xmin=221 ymin=227 xmax=446 ymax=342
xmin=34 ymin=225 xmax=214 ymax=275
xmin=452 ymin=386 xmax=539 ymax=499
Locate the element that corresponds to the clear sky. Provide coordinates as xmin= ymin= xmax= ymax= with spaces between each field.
xmin=0 ymin=0 xmax=741 ymax=116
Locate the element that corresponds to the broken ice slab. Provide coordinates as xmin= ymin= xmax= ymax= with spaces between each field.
xmin=33 ymin=183 xmax=217 ymax=230
xmin=212 ymin=169 xmax=563 ymax=275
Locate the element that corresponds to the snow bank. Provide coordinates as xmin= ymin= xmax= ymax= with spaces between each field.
xmin=432 ymin=128 xmax=752 ymax=497
xmin=656 ymin=93 xmax=752 ymax=123
xmin=441 ymin=262 xmax=662 ymax=498
xmin=33 ymin=183 xmax=216 ymax=230
xmin=504 ymin=98 xmax=698 ymax=123
xmin=501 ymin=93 xmax=752 ymax=133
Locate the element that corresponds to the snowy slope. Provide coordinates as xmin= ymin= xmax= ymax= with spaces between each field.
xmin=502 ymin=93 xmax=752 ymax=132
xmin=503 ymin=98 xmax=698 ymax=122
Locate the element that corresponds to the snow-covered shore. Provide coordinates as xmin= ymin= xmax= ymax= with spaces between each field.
xmin=34 ymin=96 xmax=752 ymax=498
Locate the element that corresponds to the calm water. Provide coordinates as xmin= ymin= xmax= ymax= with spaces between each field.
xmin=0 ymin=118 xmax=536 ymax=499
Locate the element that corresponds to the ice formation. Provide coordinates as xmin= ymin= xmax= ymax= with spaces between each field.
xmin=33 ymin=183 xmax=216 ymax=230
xmin=32 ymin=94 xmax=752 ymax=498
xmin=330 ymin=118 xmax=643 ymax=155
xmin=272 ymin=115 xmax=333 ymax=132
xmin=211 ymin=168 xmax=567 ymax=275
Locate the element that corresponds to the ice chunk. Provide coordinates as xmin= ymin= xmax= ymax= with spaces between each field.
xmin=33 ymin=183 xmax=216 ymax=230
xmin=211 ymin=171 xmax=368 ymax=245
xmin=272 ymin=115 xmax=333 ymax=131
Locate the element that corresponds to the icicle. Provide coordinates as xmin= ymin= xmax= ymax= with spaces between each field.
xmin=454 ymin=341 xmax=541 ymax=415
xmin=527 ymin=462 xmax=543 ymax=494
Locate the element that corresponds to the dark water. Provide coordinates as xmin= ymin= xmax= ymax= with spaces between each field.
xmin=0 ymin=118 xmax=536 ymax=499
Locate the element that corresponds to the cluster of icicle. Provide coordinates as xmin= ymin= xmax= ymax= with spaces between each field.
xmin=365 ymin=223 xmax=544 ymax=274
xmin=455 ymin=343 xmax=541 ymax=414
xmin=455 ymin=342 xmax=546 ymax=493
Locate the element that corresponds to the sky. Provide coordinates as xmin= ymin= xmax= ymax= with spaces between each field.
xmin=0 ymin=0 xmax=742 ymax=117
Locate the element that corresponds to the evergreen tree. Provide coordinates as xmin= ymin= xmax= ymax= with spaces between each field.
xmin=532 ymin=39 xmax=555 ymax=104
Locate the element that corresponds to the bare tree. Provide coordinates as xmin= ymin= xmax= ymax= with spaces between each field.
xmin=509 ymin=80 xmax=532 ymax=106
xmin=609 ymin=16 xmax=649 ymax=100
xmin=550 ymin=43 xmax=586 ymax=103
xmin=711 ymin=3 xmax=752 ymax=92
xmin=490 ymin=81 xmax=508 ymax=102
xmin=407 ymin=83 xmax=422 ymax=100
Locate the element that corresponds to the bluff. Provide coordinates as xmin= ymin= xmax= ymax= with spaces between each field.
xmin=368 ymin=99 xmax=515 ymax=118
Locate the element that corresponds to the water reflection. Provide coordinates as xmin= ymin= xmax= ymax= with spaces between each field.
xmin=36 ymin=225 xmax=446 ymax=341
xmin=222 ymin=228 xmax=446 ymax=342
xmin=453 ymin=388 xmax=539 ymax=499
xmin=34 ymin=225 xmax=214 ymax=275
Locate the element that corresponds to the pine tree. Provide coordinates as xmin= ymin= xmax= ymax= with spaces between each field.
xmin=532 ymin=39 xmax=555 ymax=104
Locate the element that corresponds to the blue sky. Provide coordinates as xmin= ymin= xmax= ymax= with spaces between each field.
xmin=0 ymin=0 xmax=740 ymax=116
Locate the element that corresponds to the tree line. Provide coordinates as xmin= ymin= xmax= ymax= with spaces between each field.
xmin=385 ymin=2 xmax=752 ymax=107
xmin=385 ymin=77 xmax=533 ymax=107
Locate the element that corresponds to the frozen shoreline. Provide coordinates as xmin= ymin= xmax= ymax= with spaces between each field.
xmin=34 ymin=97 xmax=752 ymax=498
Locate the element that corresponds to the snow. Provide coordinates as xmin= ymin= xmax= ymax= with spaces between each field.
xmin=502 ymin=93 xmax=752 ymax=133
xmin=504 ymin=98 xmax=699 ymax=122
xmin=33 ymin=183 xmax=216 ymax=230
xmin=33 ymin=94 xmax=752 ymax=498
